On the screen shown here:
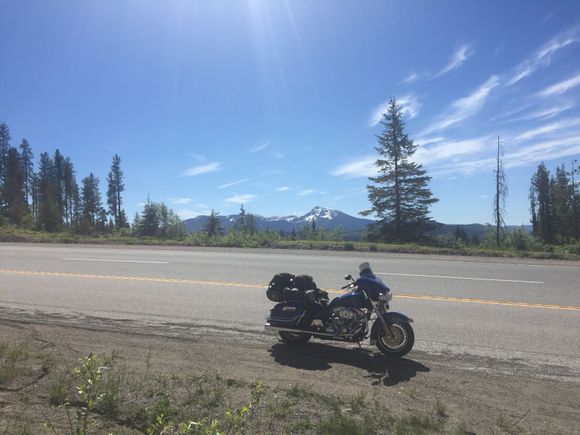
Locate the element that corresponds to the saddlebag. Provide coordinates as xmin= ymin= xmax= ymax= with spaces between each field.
xmin=268 ymin=301 xmax=306 ymax=327
xmin=267 ymin=273 xmax=295 ymax=302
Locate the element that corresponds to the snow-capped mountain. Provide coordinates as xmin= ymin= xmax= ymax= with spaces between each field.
xmin=183 ymin=206 xmax=374 ymax=237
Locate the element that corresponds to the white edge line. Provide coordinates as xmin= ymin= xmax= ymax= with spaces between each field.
xmin=63 ymin=258 xmax=169 ymax=265
xmin=376 ymin=272 xmax=543 ymax=284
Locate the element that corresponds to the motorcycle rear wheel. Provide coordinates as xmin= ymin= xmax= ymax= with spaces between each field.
xmin=279 ymin=331 xmax=312 ymax=344
xmin=376 ymin=322 xmax=414 ymax=357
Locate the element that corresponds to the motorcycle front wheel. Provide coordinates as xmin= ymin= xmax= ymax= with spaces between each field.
xmin=376 ymin=322 xmax=414 ymax=357
xmin=279 ymin=331 xmax=312 ymax=344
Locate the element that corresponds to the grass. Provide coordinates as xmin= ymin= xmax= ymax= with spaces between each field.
xmin=433 ymin=398 xmax=448 ymax=419
xmin=0 ymin=341 xmax=50 ymax=387
xmin=0 ymin=341 xmax=483 ymax=434
xmin=395 ymin=415 xmax=444 ymax=434
xmin=2 ymin=224 xmax=579 ymax=260
xmin=0 ymin=366 xmax=21 ymax=385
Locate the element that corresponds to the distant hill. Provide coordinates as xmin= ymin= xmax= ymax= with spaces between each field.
xmin=183 ymin=206 xmax=374 ymax=239
xmin=183 ymin=206 xmax=532 ymax=241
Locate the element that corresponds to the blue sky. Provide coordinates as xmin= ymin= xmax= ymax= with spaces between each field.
xmin=1 ymin=1 xmax=580 ymax=225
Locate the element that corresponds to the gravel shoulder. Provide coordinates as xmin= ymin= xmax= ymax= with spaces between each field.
xmin=1 ymin=314 xmax=579 ymax=434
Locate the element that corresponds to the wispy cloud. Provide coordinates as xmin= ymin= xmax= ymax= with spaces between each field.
xmin=271 ymin=152 xmax=285 ymax=159
xmin=435 ymin=133 xmax=580 ymax=177
xmin=170 ymin=197 xmax=193 ymax=205
xmin=415 ymin=136 xmax=446 ymax=146
xmin=276 ymin=186 xmax=291 ymax=192
xmin=421 ymin=76 xmax=500 ymax=134
xmin=506 ymin=27 xmax=579 ymax=86
xmin=401 ymin=71 xmax=419 ymax=84
xmin=331 ymin=156 xmax=377 ymax=178
xmin=514 ymin=116 xmax=580 ymax=141
xmin=497 ymin=101 xmax=575 ymax=124
xmin=434 ymin=43 xmax=474 ymax=78
xmin=537 ymin=71 xmax=580 ymax=98
xmin=415 ymin=136 xmax=491 ymax=165
xmin=182 ymin=162 xmax=223 ymax=177
xmin=218 ymin=178 xmax=252 ymax=189
xmin=369 ymin=94 xmax=421 ymax=126
xmin=297 ymin=189 xmax=325 ymax=197
xmin=224 ymin=194 xmax=257 ymax=205
xmin=249 ymin=142 xmax=269 ymax=153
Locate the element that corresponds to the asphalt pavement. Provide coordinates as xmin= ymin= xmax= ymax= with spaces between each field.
xmin=1 ymin=243 xmax=579 ymax=377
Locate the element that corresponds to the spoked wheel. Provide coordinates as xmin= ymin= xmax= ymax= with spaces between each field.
xmin=376 ymin=322 xmax=414 ymax=357
xmin=279 ymin=331 xmax=312 ymax=344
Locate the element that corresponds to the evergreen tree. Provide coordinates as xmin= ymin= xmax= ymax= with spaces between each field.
xmin=80 ymin=173 xmax=102 ymax=230
xmin=551 ymin=165 xmax=573 ymax=242
xmin=362 ymin=98 xmax=438 ymax=242
xmin=245 ymin=213 xmax=257 ymax=234
xmin=0 ymin=122 xmax=12 ymax=211
xmin=37 ymin=152 xmax=60 ymax=231
xmin=204 ymin=209 xmax=223 ymax=237
xmin=530 ymin=163 xmax=553 ymax=243
xmin=63 ymin=158 xmax=80 ymax=227
xmin=106 ymin=154 xmax=126 ymax=229
xmin=235 ymin=204 xmax=247 ymax=230
xmin=19 ymin=139 xmax=34 ymax=206
xmin=53 ymin=149 xmax=66 ymax=225
xmin=139 ymin=201 xmax=159 ymax=237
xmin=4 ymin=147 xmax=29 ymax=224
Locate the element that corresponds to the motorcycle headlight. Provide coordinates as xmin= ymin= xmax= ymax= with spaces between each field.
xmin=379 ymin=293 xmax=391 ymax=304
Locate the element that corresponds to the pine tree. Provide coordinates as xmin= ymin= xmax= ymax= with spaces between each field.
xmin=80 ymin=173 xmax=102 ymax=230
xmin=139 ymin=201 xmax=159 ymax=237
xmin=107 ymin=154 xmax=126 ymax=229
xmin=551 ymin=165 xmax=573 ymax=242
xmin=204 ymin=209 xmax=223 ymax=237
xmin=0 ymin=122 xmax=12 ymax=211
xmin=19 ymin=139 xmax=34 ymax=206
xmin=53 ymin=149 xmax=66 ymax=225
xmin=235 ymin=204 xmax=247 ymax=231
xmin=362 ymin=98 xmax=438 ymax=242
xmin=245 ymin=213 xmax=257 ymax=234
xmin=530 ymin=163 xmax=553 ymax=243
xmin=37 ymin=152 xmax=60 ymax=231
xmin=4 ymin=147 xmax=29 ymax=224
xmin=63 ymin=158 xmax=80 ymax=227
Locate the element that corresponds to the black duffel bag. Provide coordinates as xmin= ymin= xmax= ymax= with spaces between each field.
xmin=266 ymin=272 xmax=295 ymax=302
xmin=293 ymin=274 xmax=317 ymax=292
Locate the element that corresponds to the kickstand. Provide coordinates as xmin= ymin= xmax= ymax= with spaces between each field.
xmin=357 ymin=341 xmax=362 ymax=349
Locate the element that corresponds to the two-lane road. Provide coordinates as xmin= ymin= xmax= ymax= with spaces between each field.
xmin=1 ymin=243 xmax=579 ymax=378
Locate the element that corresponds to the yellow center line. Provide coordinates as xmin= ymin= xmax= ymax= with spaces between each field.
xmin=1 ymin=269 xmax=579 ymax=312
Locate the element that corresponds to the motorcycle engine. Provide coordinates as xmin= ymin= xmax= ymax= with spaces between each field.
xmin=331 ymin=307 xmax=366 ymax=335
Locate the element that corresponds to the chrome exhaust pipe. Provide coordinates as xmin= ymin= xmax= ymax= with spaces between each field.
xmin=264 ymin=323 xmax=337 ymax=337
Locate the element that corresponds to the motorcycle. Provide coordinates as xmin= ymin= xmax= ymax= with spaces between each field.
xmin=264 ymin=271 xmax=414 ymax=357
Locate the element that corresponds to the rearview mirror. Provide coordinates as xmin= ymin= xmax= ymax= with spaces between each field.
xmin=344 ymin=274 xmax=352 ymax=281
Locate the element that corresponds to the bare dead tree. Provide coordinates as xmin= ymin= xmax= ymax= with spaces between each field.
xmin=493 ymin=136 xmax=508 ymax=246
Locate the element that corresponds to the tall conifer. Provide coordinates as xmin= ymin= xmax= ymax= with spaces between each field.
xmin=362 ymin=98 xmax=438 ymax=242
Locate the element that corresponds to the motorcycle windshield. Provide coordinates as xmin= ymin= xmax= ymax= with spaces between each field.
xmin=356 ymin=275 xmax=389 ymax=300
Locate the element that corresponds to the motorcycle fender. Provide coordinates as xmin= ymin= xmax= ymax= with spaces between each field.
xmin=370 ymin=312 xmax=413 ymax=343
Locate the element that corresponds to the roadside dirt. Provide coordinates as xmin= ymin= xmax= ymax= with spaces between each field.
xmin=1 ymin=316 xmax=579 ymax=434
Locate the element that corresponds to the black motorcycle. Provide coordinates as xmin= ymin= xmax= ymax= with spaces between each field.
xmin=264 ymin=271 xmax=414 ymax=357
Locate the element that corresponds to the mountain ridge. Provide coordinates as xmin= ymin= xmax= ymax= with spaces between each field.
xmin=182 ymin=206 xmax=531 ymax=240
